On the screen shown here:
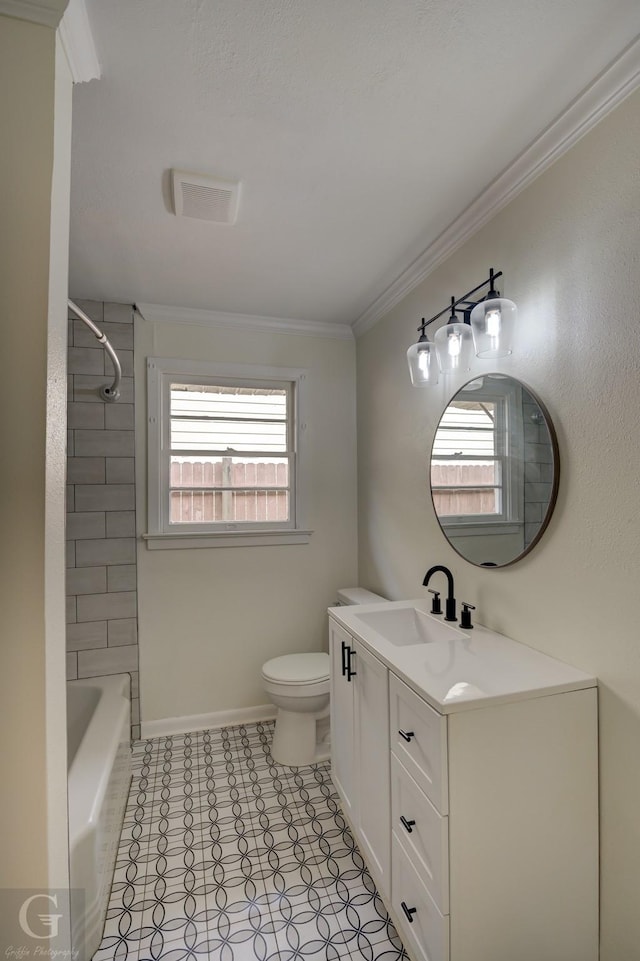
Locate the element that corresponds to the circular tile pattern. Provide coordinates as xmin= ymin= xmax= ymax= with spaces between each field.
xmin=95 ymin=723 xmax=408 ymax=961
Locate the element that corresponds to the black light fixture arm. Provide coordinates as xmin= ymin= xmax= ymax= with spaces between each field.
xmin=415 ymin=268 xmax=503 ymax=336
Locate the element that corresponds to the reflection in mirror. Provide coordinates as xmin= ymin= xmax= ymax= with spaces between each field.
xmin=430 ymin=375 xmax=559 ymax=567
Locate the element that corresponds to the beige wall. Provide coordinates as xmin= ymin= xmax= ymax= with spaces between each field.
xmin=356 ymin=88 xmax=640 ymax=958
xmin=0 ymin=10 xmax=71 ymax=901
xmin=47 ymin=31 xmax=73 ymax=890
xmin=135 ymin=318 xmax=357 ymax=723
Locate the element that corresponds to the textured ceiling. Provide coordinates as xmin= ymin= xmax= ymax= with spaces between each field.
xmin=69 ymin=0 xmax=640 ymax=326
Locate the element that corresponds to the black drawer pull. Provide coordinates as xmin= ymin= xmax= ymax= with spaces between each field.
xmin=340 ymin=640 xmax=348 ymax=677
xmin=400 ymin=815 xmax=416 ymax=834
xmin=398 ymin=729 xmax=415 ymax=742
xmin=401 ymin=901 xmax=417 ymax=923
xmin=346 ymin=647 xmax=357 ymax=682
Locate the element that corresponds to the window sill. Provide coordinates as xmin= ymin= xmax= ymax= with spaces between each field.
xmin=142 ymin=529 xmax=313 ymax=550
xmin=440 ymin=522 xmax=521 ymax=537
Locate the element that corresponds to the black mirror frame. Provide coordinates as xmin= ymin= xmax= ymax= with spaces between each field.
xmin=429 ymin=376 xmax=560 ymax=568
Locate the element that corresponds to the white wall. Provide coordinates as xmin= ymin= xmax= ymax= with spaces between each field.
xmin=0 ymin=10 xmax=71 ymax=904
xmin=356 ymin=88 xmax=640 ymax=959
xmin=135 ymin=317 xmax=357 ymax=724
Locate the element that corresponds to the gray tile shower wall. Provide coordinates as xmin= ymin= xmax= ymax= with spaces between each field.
xmin=522 ymin=396 xmax=555 ymax=550
xmin=66 ymin=300 xmax=140 ymax=738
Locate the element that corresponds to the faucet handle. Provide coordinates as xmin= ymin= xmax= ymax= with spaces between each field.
xmin=427 ymin=588 xmax=442 ymax=615
xmin=459 ymin=602 xmax=475 ymax=630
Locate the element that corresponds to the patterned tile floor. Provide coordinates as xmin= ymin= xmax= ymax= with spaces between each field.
xmin=95 ymin=721 xmax=408 ymax=961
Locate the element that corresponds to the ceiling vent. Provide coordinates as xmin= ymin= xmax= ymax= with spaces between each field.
xmin=171 ymin=170 xmax=241 ymax=224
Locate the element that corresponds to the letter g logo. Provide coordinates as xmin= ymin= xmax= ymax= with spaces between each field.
xmin=18 ymin=893 xmax=63 ymax=939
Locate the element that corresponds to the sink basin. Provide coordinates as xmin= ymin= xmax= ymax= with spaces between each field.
xmin=354 ymin=605 xmax=466 ymax=646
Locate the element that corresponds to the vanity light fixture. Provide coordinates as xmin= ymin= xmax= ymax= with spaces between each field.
xmin=407 ymin=268 xmax=517 ymax=387
xmin=406 ymin=324 xmax=439 ymax=386
xmin=434 ymin=297 xmax=475 ymax=375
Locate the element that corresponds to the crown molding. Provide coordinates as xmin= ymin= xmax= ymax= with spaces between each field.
xmin=136 ymin=302 xmax=354 ymax=341
xmin=353 ymin=33 xmax=640 ymax=337
xmin=0 ymin=0 xmax=67 ymax=27
xmin=59 ymin=0 xmax=100 ymax=83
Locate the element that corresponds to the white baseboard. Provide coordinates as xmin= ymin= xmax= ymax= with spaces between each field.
xmin=140 ymin=704 xmax=276 ymax=740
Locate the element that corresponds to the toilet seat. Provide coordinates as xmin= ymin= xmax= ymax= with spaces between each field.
xmin=261 ymin=652 xmax=329 ymax=685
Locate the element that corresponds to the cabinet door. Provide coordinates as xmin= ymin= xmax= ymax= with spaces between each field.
xmin=329 ymin=618 xmax=357 ymax=823
xmin=354 ymin=640 xmax=390 ymax=897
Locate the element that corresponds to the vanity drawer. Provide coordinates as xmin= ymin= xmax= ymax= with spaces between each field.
xmin=392 ymin=832 xmax=449 ymax=961
xmin=391 ymin=753 xmax=449 ymax=915
xmin=390 ymin=674 xmax=448 ymax=814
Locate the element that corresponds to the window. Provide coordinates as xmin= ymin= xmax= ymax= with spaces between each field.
xmin=431 ymin=383 xmax=520 ymax=527
xmin=146 ymin=359 xmax=311 ymax=548
xmin=170 ymin=384 xmax=292 ymax=525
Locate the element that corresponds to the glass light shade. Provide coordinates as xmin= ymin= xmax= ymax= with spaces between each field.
xmin=470 ymin=296 xmax=517 ymax=358
xmin=407 ymin=338 xmax=438 ymax=386
xmin=434 ymin=322 xmax=474 ymax=374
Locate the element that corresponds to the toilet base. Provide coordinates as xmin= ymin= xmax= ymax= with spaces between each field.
xmin=271 ymin=709 xmax=329 ymax=767
xmin=316 ymin=714 xmax=331 ymax=762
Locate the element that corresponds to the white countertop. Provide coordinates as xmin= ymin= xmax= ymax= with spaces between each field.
xmin=328 ymin=599 xmax=597 ymax=715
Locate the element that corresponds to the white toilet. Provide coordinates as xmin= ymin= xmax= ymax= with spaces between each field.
xmin=261 ymin=587 xmax=385 ymax=766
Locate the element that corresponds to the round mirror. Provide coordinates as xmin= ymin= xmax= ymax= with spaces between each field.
xmin=430 ymin=374 xmax=559 ymax=567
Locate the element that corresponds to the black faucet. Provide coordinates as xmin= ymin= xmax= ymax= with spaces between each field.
xmin=423 ymin=565 xmax=457 ymax=622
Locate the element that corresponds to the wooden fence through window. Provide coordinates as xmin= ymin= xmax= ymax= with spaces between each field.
xmin=170 ymin=458 xmax=289 ymax=523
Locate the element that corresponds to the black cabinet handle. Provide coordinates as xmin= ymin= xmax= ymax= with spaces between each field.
xmin=398 ymin=729 xmax=415 ymax=742
xmin=340 ymin=640 xmax=348 ymax=677
xmin=400 ymin=815 xmax=416 ymax=834
xmin=346 ymin=647 xmax=356 ymax=681
xmin=401 ymin=901 xmax=417 ymax=923
xmin=339 ymin=641 xmax=357 ymax=682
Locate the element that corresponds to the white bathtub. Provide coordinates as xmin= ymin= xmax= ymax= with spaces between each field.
xmin=67 ymin=674 xmax=132 ymax=960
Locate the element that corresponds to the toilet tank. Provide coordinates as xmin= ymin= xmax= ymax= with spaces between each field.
xmin=335 ymin=587 xmax=386 ymax=606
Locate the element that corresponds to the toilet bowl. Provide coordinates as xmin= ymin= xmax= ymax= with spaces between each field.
xmin=261 ymin=588 xmax=386 ymax=767
xmin=261 ymin=653 xmax=330 ymax=767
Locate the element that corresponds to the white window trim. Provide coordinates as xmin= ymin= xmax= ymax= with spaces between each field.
xmin=144 ymin=357 xmax=313 ymax=548
xmin=440 ymin=522 xmax=523 ymax=538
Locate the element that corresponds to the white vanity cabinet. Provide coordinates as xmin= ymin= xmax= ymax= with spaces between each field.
xmin=328 ymin=606 xmax=599 ymax=961
xmin=329 ymin=619 xmax=357 ymax=821
xmin=329 ymin=618 xmax=390 ymax=897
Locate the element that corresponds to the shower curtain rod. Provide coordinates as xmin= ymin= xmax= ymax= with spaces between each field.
xmin=68 ymin=299 xmax=121 ymax=402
